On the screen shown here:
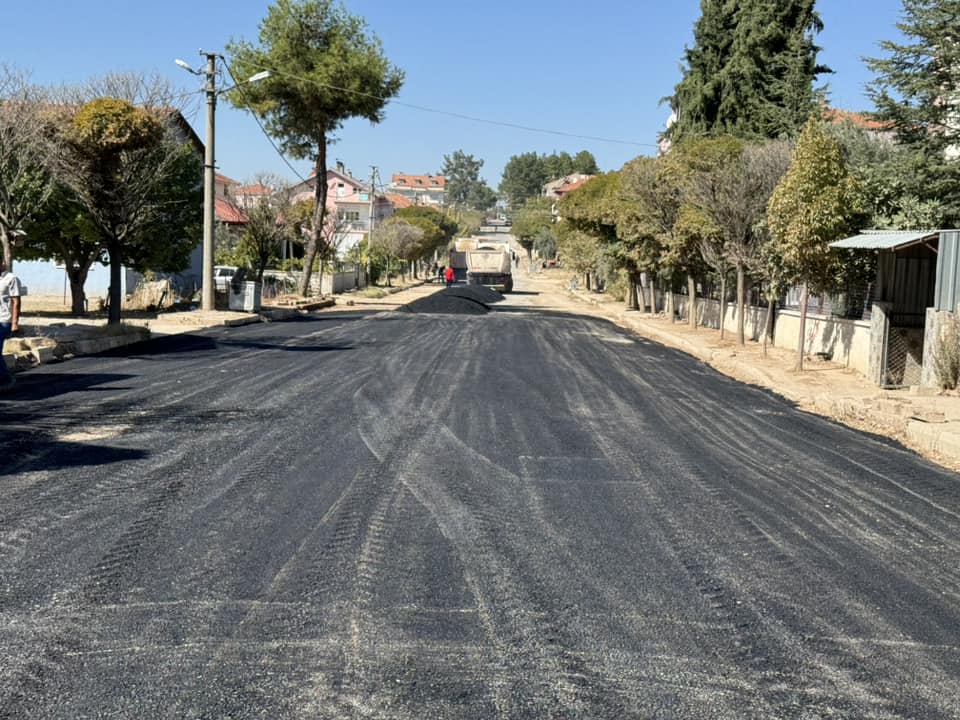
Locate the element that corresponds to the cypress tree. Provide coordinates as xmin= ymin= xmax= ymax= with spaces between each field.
xmin=668 ymin=0 xmax=827 ymax=141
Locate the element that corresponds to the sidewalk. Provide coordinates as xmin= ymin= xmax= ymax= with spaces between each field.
xmin=526 ymin=271 xmax=960 ymax=473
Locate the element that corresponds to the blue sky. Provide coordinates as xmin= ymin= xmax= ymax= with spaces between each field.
xmin=3 ymin=1 xmax=906 ymax=189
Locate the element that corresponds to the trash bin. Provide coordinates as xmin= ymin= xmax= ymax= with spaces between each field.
xmin=228 ymin=281 xmax=261 ymax=312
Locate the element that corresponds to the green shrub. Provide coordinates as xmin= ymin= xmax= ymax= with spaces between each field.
xmin=358 ymin=287 xmax=387 ymax=299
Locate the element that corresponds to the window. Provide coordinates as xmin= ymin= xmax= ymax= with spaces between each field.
xmin=336 ymin=183 xmax=345 ymax=198
xmin=338 ymin=210 xmax=360 ymax=223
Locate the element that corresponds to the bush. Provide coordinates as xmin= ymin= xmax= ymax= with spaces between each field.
xmin=605 ymin=268 xmax=629 ymax=301
xmin=358 ymin=287 xmax=387 ymax=299
xmin=933 ymin=313 xmax=960 ymax=390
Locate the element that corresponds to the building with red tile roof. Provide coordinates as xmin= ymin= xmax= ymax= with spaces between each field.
xmin=544 ymin=173 xmax=594 ymax=199
xmin=385 ymin=193 xmax=413 ymax=209
xmin=388 ymin=173 xmax=446 ymax=206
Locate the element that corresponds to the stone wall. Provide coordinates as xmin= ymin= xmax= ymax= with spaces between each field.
xmin=922 ymin=307 xmax=955 ymax=388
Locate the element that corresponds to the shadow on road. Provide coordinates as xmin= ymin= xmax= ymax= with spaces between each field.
xmin=0 ymin=429 xmax=148 ymax=477
xmin=0 ymin=372 xmax=135 ymax=402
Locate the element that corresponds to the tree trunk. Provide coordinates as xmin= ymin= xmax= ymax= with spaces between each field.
xmin=648 ymin=275 xmax=657 ymax=315
xmin=719 ymin=274 xmax=727 ymax=340
xmin=687 ymin=274 xmax=697 ymax=329
xmin=66 ymin=265 xmax=90 ymax=316
xmin=0 ymin=228 xmax=11 ymax=270
xmin=626 ymin=273 xmax=639 ymax=310
xmin=299 ymin=137 xmax=328 ymax=296
xmin=736 ymin=263 xmax=746 ymax=346
xmin=795 ymin=282 xmax=808 ymax=372
xmin=319 ymin=256 xmax=326 ymax=296
xmin=107 ymin=239 xmax=122 ymax=325
xmin=763 ymin=296 xmax=775 ymax=357
xmin=585 ymin=272 xmax=591 ymax=291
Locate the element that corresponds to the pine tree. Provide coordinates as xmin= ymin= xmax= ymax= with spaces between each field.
xmin=668 ymin=0 xmax=827 ymax=141
xmin=865 ymin=0 xmax=960 ymax=224
xmin=669 ymin=0 xmax=738 ymax=140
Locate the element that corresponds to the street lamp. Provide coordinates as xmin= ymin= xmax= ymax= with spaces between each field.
xmin=176 ymin=52 xmax=270 ymax=311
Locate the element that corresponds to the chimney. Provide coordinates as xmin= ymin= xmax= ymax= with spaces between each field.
xmin=335 ymin=160 xmax=345 ymax=174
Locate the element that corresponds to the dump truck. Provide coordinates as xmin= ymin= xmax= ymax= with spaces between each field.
xmin=466 ymin=245 xmax=513 ymax=293
xmin=448 ymin=238 xmax=479 ymax=282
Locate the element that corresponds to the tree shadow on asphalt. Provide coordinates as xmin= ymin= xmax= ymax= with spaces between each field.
xmin=0 ymin=427 xmax=148 ymax=476
xmin=0 ymin=373 xmax=150 ymax=476
xmin=0 ymin=372 xmax=135 ymax=402
xmin=96 ymin=329 xmax=357 ymax=359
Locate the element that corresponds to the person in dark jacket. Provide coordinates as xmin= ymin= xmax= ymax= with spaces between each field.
xmin=444 ymin=265 xmax=455 ymax=288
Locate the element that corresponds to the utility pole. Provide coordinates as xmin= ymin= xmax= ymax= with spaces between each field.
xmin=367 ymin=166 xmax=378 ymax=285
xmin=201 ymin=51 xmax=219 ymax=312
xmin=176 ymin=53 xmax=269 ymax=310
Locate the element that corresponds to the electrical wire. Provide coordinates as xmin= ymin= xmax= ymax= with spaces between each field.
xmin=223 ymin=63 xmax=309 ymax=183
xmin=239 ymin=61 xmax=658 ymax=149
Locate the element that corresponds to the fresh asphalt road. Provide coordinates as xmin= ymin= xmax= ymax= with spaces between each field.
xmin=2 ymin=281 xmax=960 ymax=719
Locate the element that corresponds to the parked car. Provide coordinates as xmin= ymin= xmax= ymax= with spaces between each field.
xmin=214 ymin=265 xmax=238 ymax=291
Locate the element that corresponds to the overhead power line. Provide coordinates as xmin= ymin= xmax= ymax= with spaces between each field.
xmin=239 ymin=61 xmax=659 ymax=149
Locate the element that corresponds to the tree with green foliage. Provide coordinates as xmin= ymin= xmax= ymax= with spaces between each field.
xmin=572 ymin=150 xmax=600 ymax=175
xmin=533 ymin=228 xmax=557 ymax=261
xmin=556 ymin=222 xmax=601 ymax=289
xmin=227 ymin=0 xmax=403 ymax=296
xmin=500 ymin=152 xmax=548 ymax=210
xmin=668 ymin=0 xmax=827 ymax=141
xmin=466 ymin=182 xmax=498 ymax=212
xmin=0 ymin=67 xmax=57 ymax=268
xmin=369 ymin=218 xmax=423 ymax=285
xmin=441 ymin=149 xmax=497 ymax=210
xmin=560 ymin=173 xmax=645 ymax=309
xmin=56 ymin=97 xmax=201 ymax=324
xmin=394 ymin=205 xmax=457 ymax=260
xmin=866 ymin=0 xmax=960 ymax=224
xmin=684 ymin=137 xmax=793 ymax=344
xmin=616 ymin=157 xmax=669 ymax=314
xmin=827 ymin=118 xmax=945 ymax=229
xmin=768 ymin=117 xmax=864 ymax=370
xmin=619 ymin=155 xmax=687 ymax=320
xmin=238 ymin=196 xmax=291 ymax=284
xmin=542 ymin=151 xmax=574 ymax=181
xmin=511 ymin=196 xmax=554 ymax=259
xmin=21 ymin=185 xmax=100 ymax=315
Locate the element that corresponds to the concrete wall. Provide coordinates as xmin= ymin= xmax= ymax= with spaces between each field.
xmin=17 ymin=242 xmax=203 ymax=305
xmin=773 ymin=309 xmax=872 ymax=375
xmin=14 ymin=259 xmax=125 ymax=303
xmin=671 ymin=292 xmax=872 ymax=374
xmin=320 ymin=269 xmax=366 ymax=295
xmin=672 ymin=294 xmax=770 ymax=341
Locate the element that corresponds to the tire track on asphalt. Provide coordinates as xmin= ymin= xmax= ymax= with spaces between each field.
xmin=0 ymin=317 xmax=381 ymax=718
xmin=0 ymin=318 xmax=360 ymax=481
xmin=549 ymin=316 xmax=960 ymax=717
xmin=545 ymin=325 xmax=906 ymax=718
xmin=339 ymin=316 xmax=658 ymax=718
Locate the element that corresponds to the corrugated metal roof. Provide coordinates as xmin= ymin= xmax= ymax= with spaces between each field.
xmin=830 ymin=230 xmax=940 ymax=250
